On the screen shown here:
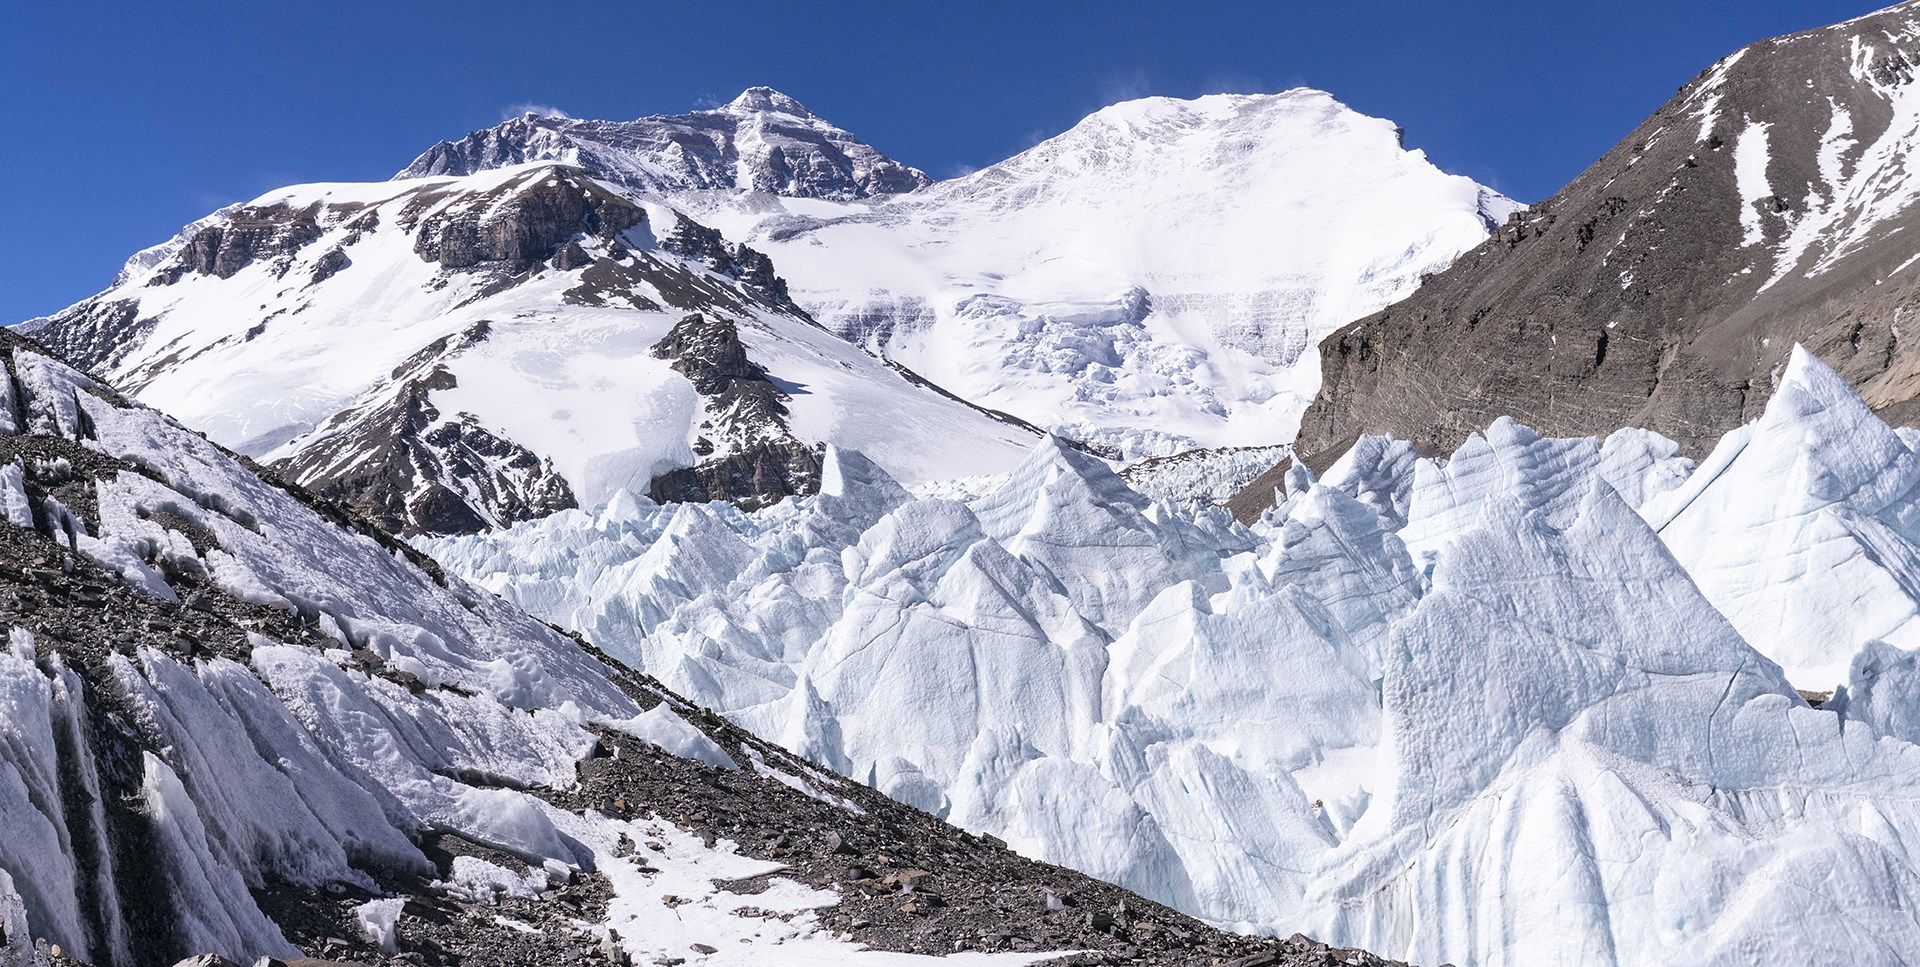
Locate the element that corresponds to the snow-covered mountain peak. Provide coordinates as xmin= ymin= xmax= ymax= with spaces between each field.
xmin=1077 ymin=87 xmax=1376 ymax=135
xmin=930 ymin=88 xmax=1427 ymax=211
xmin=723 ymin=85 xmax=817 ymax=119
xmin=25 ymin=161 xmax=1038 ymax=535
xmin=683 ymin=90 xmax=1518 ymax=457
xmin=396 ymin=91 xmax=930 ymax=200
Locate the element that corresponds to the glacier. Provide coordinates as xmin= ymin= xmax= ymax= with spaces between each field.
xmin=427 ymin=345 xmax=1920 ymax=964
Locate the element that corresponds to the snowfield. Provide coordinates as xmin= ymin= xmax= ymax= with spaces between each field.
xmin=427 ymin=346 xmax=1920 ymax=965
xmin=685 ymin=89 xmax=1519 ymax=457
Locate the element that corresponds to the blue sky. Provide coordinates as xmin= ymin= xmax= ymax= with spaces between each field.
xmin=0 ymin=1 xmax=1885 ymax=324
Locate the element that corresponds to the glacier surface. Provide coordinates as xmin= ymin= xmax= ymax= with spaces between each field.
xmin=428 ymin=345 xmax=1920 ymax=964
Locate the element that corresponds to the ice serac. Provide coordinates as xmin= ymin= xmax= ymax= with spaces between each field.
xmin=1645 ymin=345 xmax=1920 ymax=688
xmin=1295 ymin=0 xmax=1920 ymax=467
xmin=23 ymin=163 xmax=1039 ymax=535
xmin=428 ymin=338 xmax=1920 ymax=965
xmin=398 ymin=87 xmax=931 ymax=200
xmin=687 ymin=89 xmax=1517 ymax=459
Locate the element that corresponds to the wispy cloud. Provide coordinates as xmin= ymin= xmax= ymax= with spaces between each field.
xmin=1094 ymin=69 xmax=1157 ymax=107
xmin=501 ymin=102 xmax=571 ymax=120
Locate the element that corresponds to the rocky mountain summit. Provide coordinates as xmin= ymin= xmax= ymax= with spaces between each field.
xmin=1293 ymin=0 xmax=1920 ymax=465
xmin=399 ymin=87 xmax=932 ymax=200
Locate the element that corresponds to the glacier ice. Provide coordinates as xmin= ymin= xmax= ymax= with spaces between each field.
xmin=428 ymin=345 xmax=1920 ymax=963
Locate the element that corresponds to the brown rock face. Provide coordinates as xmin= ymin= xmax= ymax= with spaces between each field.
xmin=271 ymin=322 xmax=577 ymax=536
xmin=407 ymin=166 xmax=646 ymax=270
xmin=155 ymin=203 xmax=328 ymax=282
xmin=1295 ymin=2 xmax=1920 ymax=465
xmin=647 ymin=312 xmax=823 ymax=509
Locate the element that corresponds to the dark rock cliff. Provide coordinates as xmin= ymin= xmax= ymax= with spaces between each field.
xmin=1294 ymin=2 xmax=1920 ymax=467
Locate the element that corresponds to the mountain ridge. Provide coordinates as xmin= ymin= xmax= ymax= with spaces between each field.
xmin=685 ymin=87 xmax=1519 ymax=458
xmin=1290 ymin=0 xmax=1920 ymax=469
xmin=399 ymin=86 xmax=932 ymax=200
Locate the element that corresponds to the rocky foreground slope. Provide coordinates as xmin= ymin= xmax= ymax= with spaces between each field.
xmin=432 ymin=342 xmax=1920 ymax=965
xmin=1294 ymin=0 xmax=1920 ymax=464
xmin=0 ymin=328 xmax=1397 ymax=967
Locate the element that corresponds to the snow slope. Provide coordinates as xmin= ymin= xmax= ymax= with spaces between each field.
xmin=683 ymin=90 xmax=1519 ymax=457
xmin=428 ymin=346 xmax=1920 ymax=964
xmin=22 ymin=163 xmax=1038 ymax=534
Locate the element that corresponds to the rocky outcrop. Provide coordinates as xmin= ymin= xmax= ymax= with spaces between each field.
xmin=1294 ymin=2 xmax=1920 ymax=465
xmin=647 ymin=312 xmax=822 ymax=509
xmin=659 ymin=219 xmax=807 ymax=318
xmin=271 ymin=323 xmax=576 ymax=535
xmin=405 ymin=166 xmax=645 ymax=271
xmin=150 ymin=203 xmax=327 ymax=283
xmin=397 ymin=88 xmax=931 ymax=200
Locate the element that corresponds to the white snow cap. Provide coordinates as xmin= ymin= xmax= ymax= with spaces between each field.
xmin=726 ymin=86 xmax=816 ymax=119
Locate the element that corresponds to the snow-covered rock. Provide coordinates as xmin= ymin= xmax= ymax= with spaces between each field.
xmin=24 ymin=164 xmax=1039 ymax=535
xmin=399 ymin=88 xmax=931 ymax=200
xmin=428 ymin=345 xmax=1920 ymax=964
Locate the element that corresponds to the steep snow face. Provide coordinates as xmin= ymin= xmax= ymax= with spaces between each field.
xmin=398 ymin=88 xmax=931 ymax=200
xmin=23 ymin=164 xmax=1038 ymax=534
xmin=428 ymin=347 xmax=1920 ymax=964
xmin=687 ymin=90 xmax=1519 ymax=457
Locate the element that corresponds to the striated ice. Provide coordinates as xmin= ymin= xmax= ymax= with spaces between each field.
xmin=429 ymin=344 xmax=1920 ymax=963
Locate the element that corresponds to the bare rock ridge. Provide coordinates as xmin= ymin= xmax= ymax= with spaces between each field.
xmin=271 ymin=322 xmax=579 ymax=535
xmin=399 ymin=87 xmax=932 ymax=200
xmin=0 ymin=326 xmax=1400 ymax=967
xmin=658 ymin=217 xmax=809 ymax=319
xmin=1292 ymin=1 xmax=1920 ymax=469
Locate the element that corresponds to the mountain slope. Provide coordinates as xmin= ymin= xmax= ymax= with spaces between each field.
xmin=429 ymin=344 xmax=1920 ymax=965
xmin=22 ymin=164 xmax=1039 ymax=536
xmin=0 ymin=328 xmax=1396 ymax=967
xmin=1295 ymin=0 xmax=1920 ymax=464
xmin=399 ymin=88 xmax=931 ymax=200
xmin=685 ymin=90 xmax=1518 ymax=457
